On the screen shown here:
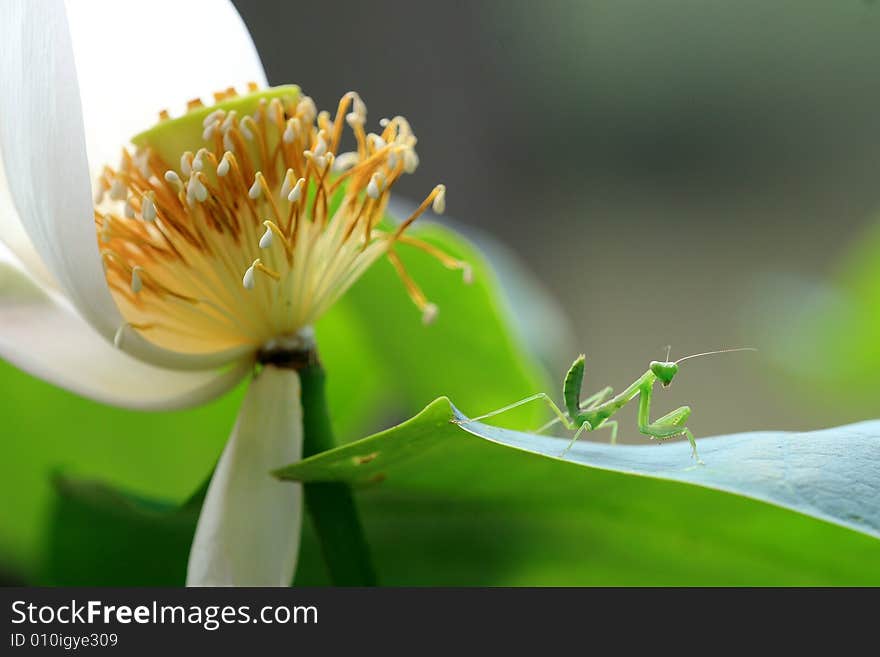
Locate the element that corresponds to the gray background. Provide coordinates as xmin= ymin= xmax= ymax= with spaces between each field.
xmin=234 ymin=0 xmax=880 ymax=437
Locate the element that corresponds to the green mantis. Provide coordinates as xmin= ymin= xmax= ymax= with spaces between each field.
xmin=457 ymin=347 xmax=756 ymax=463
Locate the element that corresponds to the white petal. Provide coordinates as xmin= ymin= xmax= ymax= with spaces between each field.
xmin=0 ymin=0 xmax=122 ymax=340
xmin=0 ymin=155 xmax=54 ymax=289
xmin=0 ymin=259 xmax=250 ymax=410
xmin=65 ymin=0 xmax=268 ymax=182
xmin=0 ymin=157 xmax=57 ymax=288
xmin=187 ymin=366 xmax=303 ymax=587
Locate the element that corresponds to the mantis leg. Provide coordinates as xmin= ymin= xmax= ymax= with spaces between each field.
xmin=561 ymin=420 xmax=593 ymax=455
xmin=637 ymin=385 xmax=701 ymax=461
xmin=533 ymin=386 xmax=613 ymax=434
xmin=560 ymin=419 xmax=618 ymax=455
xmin=456 ymin=393 xmax=576 ymax=430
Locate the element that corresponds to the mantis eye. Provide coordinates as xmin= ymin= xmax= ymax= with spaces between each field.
xmin=650 ymin=361 xmax=679 ymax=387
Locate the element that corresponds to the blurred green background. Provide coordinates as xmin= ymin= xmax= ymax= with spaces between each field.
xmin=4 ymin=0 xmax=880 ymax=585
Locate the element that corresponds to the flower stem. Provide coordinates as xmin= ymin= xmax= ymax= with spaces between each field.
xmin=297 ymin=359 xmax=377 ymax=586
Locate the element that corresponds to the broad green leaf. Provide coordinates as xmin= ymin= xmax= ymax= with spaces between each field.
xmin=45 ymin=474 xmax=203 ymax=585
xmin=278 ymin=398 xmax=880 ymax=584
xmin=42 ymin=468 xmax=346 ymax=586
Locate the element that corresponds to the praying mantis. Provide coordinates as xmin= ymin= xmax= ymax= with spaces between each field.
xmin=456 ymin=347 xmax=756 ymax=463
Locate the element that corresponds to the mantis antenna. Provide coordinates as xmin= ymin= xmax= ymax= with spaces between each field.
xmin=665 ymin=345 xmax=672 ymax=361
xmin=674 ymin=347 xmax=757 ymax=364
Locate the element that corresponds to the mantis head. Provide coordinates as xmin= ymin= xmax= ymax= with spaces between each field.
xmin=650 ymin=361 xmax=679 ymax=387
xmin=652 ymin=347 xmax=758 ymax=387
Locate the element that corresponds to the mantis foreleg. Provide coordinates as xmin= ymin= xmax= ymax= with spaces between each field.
xmin=636 ymin=384 xmax=700 ymax=461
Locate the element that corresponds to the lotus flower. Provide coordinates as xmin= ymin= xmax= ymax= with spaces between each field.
xmin=0 ymin=0 xmax=459 ymax=585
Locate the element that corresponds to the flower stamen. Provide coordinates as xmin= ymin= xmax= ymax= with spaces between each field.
xmin=387 ymin=250 xmax=438 ymax=325
xmin=393 ymin=185 xmax=447 ymax=239
xmin=394 ymin=234 xmax=473 ymax=284
xmin=95 ymin=84 xmax=464 ymax=354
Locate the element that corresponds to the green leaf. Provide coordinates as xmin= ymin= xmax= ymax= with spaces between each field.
xmin=46 ymin=473 xmax=204 ymax=585
xmin=278 ymin=398 xmax=880 ymax=584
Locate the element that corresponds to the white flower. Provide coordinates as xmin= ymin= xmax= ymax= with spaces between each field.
xmin=0 ymin=0 xmax=465 ymax=586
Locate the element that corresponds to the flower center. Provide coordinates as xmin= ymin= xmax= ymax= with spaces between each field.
xmin=94 ymin=84 xmax=467 ymax=355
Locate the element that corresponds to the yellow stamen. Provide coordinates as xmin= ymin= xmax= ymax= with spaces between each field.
xmin=393 ymin=185 xmax=446 ymax=239
xmin=394 ymin=234 xmax=472 ymax=284
xmin=387 ymin=249 xmax=431 ymax=314
xmin=95 ymin=84 xmax=461 ymax=354
xmin=254 ymin=259 xmax=281 ymax=281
